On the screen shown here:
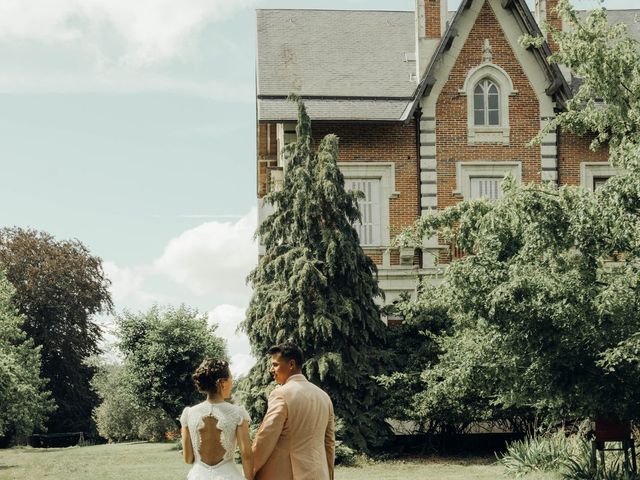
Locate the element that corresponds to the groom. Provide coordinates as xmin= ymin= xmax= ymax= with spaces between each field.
xmin=252 ymin=343 xmax=335 ymax=480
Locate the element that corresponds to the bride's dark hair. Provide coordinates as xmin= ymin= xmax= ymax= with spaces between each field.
xmin=192 ymin=358 xmax=230 ymax=393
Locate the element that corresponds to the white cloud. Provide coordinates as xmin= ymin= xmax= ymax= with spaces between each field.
xmin=0 ymin=0 xmax=255 ymax=65
xmin=103 ymin=261 xmax=174 ymax=310
xmin=153 ymin=207 xmax=257 ymax=301
xmin=0 ymin=66 xmax=254 ymax=102
xmin=100 ymin=209 xmax=258 ymax=371
xmin=207 ymin=304 xmax=255 ymax=376
xmin=0 ymin=0 xmax=256 ymax=97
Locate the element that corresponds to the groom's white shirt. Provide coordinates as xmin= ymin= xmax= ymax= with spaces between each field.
xmin=252 ymin=374 xmax=335 ymax=480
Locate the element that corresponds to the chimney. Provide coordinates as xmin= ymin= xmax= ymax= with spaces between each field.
xmin=536 ymin=0 xmax=561 ymax=51
xmin=415 ymin=0 xmax=448 ymax=81
xmin=424 ymin=0 xmax=448 ymax=38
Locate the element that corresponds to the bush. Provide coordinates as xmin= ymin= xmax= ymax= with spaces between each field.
xmin=333 ymin=417 xmax=357 ymax=466
xmin=500 ymin=431 xmax=640 ymax=480
xmin=92 ymin=362 xmax=176 ymax=442
xmin=500 ymin=432 xmax=576 ymax=477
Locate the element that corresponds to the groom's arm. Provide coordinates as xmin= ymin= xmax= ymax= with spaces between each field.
xmin=325 ymin=399 xmax=335 ymax=480
xmin=252 ymin=389 xmax=288 ymax=473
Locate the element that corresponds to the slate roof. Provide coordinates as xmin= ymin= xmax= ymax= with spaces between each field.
xmin=256 ymin=9 xmax=416 ymax=122
xmin=256 ymin=5 xmax=640 ymax=123
xmin=589 ymin=10 xmax=640 ymax=38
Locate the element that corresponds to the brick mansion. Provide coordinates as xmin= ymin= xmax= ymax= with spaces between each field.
xmin=254 ymin=0 xmax=639 ymax=308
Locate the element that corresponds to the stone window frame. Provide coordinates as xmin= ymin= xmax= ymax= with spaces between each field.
xmin=580 ymin=162 xmax=623 ymax=192
xmin=460 ymin=63 xmax=517 ymax=145
xmin=473 ymin=79 xmax=501 ymax=127
xmin=454 ymin=161 xmax=522 ymax=200
xmin=337 ymin=162 xmax=399 ymax=248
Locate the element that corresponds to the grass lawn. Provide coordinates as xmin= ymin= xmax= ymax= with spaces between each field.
xmin=0 ymin=442 xmax=506 ymax=480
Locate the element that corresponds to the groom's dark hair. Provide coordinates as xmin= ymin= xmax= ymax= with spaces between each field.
xmin=269 ymin=343 xmax=304 ymax=368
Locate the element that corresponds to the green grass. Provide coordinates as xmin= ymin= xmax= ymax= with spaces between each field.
xmin=0 ymin=442 xmax=505 ymax=480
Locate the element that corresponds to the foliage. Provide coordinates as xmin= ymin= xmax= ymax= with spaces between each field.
xmin=500 ymin=431 xmax=578 ymax=478
xmin=116 ymin=304 xmax=227 ymax=422
xmin=92 ymin=362 xmax=175 ymax=442
xmin=501 ymin=430 xmax=640 ymax=480
xmin=0 ymin=270 xmax=55 ymax=438
xmin=333 ymin=417 xmax=357 ymax=466
xmin=0 ymin=228 xmax=112 ymax=434
xmin=397 ymin=175 xmax=640 ymax=423
xmin=241 ymin=97 xmax=390 ymax=452
xmin=376 ymin=290 xmax=454 ymax=433
xmin=525 ymin=0 xmax=640 ymax=173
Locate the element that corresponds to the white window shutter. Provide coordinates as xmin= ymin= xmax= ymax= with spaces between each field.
xmin=470 ymin=177 xmax=501 ymax=200
xmin=369 ymin=180 xmax=381 ymax=245
xmin=347 ymin=179 xmax=381 ymax=246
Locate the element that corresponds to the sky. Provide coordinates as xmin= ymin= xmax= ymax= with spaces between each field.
xmin=0 ymin=0 xmax=635 ymax=376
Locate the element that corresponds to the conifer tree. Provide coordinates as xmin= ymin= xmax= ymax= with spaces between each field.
xmin=242 ymin=97 xmax=389 ymax=452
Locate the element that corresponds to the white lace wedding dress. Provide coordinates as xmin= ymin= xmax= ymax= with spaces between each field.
xmin=180 ymin=401 xmax=250 ymax=480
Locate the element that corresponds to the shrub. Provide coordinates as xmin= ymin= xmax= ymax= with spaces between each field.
xmin=92 ymin=362 xmax=176 ymax=442
xmin=500 ymin=431 xmax=640 ymax=480
xmin=500 ymin=432 xmax=575 ymax=477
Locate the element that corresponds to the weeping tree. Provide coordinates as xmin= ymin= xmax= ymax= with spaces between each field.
xmin=241 ymin=97 xmax=389 ymax=452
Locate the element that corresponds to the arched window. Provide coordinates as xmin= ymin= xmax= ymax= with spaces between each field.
xmin=473 ymin=79 xmax=500 ymax=126
xmin=461 ymin=63 xmax=516 ymax=145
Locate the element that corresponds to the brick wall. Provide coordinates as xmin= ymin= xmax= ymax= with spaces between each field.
xmin=257 ymin=123 xmax=278 ymax=197
xmin=256 ymin=120 xmax=420 ymax=267
xmin=545 ymin=0 xmax=562 ymax=52
xmin=315 ymin=122 xmax=419 ymax=266
xmin=435 ymin=1 xmax=541 ymax=208
xmin=313 ymin=122 xmax=419 ymax=240
xmin=434 ymin=1 xmax=542 ymax=263
xmin=557 ymin=130 xmax=609 ymax=186
xmin=425 ymin=0 xmax=442 ymax=38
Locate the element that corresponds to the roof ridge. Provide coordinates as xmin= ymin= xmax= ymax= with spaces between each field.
xmin=256 ymin=8 xmax=413 ymax=13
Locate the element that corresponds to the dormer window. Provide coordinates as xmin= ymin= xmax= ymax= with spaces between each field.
xmin=474 ymin=79 xmax=500 ymax=126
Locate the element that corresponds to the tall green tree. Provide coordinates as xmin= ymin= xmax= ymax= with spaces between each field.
xmin=116 ymin=304 xmax=227 ymax=422
xmin=0 ymin=270 xmax=54 ymax=439
xmin=242 ymin=97 xmax=389 ymax=452
xmin=0 ymin=228 xmax=112 ymax=434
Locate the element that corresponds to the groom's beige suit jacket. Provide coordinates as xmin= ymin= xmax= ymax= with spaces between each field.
xmin=252 ymin=374 xmax=335 ymax=480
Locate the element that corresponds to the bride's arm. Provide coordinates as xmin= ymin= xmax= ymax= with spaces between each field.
xmin=237 ymin=421 xmax=254 ymax=480
xmin=181 ymin=426 xmax=194 ymax=464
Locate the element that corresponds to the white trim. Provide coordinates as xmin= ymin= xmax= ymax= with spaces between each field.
xmin=338 ymin=162 xmax=398 ymax=248
xmin=580 ymin=162 xmax=623 ymax=192
xmin=454 ymin=161 xmax=522 ymax=200
xmin=460 ymin=62 xmax=516 ymax=145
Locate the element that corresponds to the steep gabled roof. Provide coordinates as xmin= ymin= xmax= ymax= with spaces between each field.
xmin=256 ymin=2 xmax=638 ymax=123
xmin=406 ymin=0 xmax=571 ymax=120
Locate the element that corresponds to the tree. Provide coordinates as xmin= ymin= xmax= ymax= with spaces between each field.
xmin=527 ymin=0 xmax=640 ymax=173
xmin=116 ymin=304 xmax=227 ymax=422
xmin=382 ymin=1 xmax=640 ymax=430
xmin=92 ymin=362 xmax=175 ymax=442
xmin=396 ymin=175 xmax=640 ymax=423
xmin=0 ymin=228 xmax=112 ymax=434
xmin=0 ymin=270 xmax=55 ymax=439
xmin=241 ymin=97 xmax=390 ymax=452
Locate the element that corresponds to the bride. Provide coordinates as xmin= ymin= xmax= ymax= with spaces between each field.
xmin=180 ymin=359 xmax=254 ymax=480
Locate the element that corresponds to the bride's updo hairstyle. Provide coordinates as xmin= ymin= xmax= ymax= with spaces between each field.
xmin=192 ymin=358 xmax=230 ymax=394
